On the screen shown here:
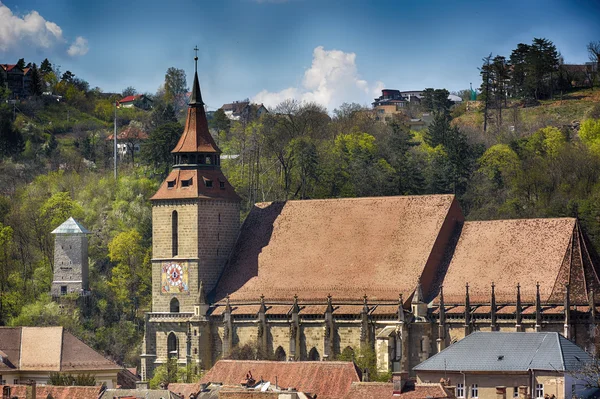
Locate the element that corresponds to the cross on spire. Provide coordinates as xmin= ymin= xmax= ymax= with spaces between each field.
xmin=193 ymin=46 xmax=199 ymax=73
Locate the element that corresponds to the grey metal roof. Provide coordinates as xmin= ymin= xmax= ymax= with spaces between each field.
xmin=414 ymin=332 xmax=591 ymax=372
xmin=51 ymin=217 xmax=90 ymax=235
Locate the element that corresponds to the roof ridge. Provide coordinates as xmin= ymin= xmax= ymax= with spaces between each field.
xmin=556 ymin=332 xmax=566 ymax=371
xmin=254 ymin=194 xmax=455 ymax=206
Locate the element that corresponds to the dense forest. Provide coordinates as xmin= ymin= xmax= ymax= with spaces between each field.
xmin=0 ymin=38 xmax=599 ymax=374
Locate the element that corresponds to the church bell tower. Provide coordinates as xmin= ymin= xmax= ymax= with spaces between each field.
xmin=142 ymin=49 xmax=241 ymax=379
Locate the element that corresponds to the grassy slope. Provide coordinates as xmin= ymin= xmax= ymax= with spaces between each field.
xmin=453 ymin=88 xmax=600 ymax=139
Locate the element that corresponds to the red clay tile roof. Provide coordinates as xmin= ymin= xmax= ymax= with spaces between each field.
xmin=440 ymin=218 xmax=599 ymax=305
xmin=61 ymin=331 xmax=122 ymax=371
xmin=150 ymin=169 xmax=241 ymax=201
xmin=200 ymin=360 xmax=360 ymax=399
xmin=106 ymin=125 xmax=148 ymax=141
xmin=171 ymin=102 xmax=220 ymax=154
xmin=168 ymin=382 xmax=202 ymax=398
xmin=214 ymin=195 xmax=463 ymax=303
xmin=343 ymin=382 xmax=453 ymax=399
xmin=0 ymin=327 xmax=120 ymax=373
xmin=0 ymin=328 xmax=20 ymax=370
xmin=0 ymin=385 xmax=102 ymax=399
xmin=119 ymin=94 xmax=143 ymax=103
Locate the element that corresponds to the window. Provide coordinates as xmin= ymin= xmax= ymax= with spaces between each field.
xmin=181 ymin=178 xmax=192 ymax=187
xmin=194 ymin=348 xmax=198 ymax=355
xmin=172 ymin=211 xmax=178 ymax=257
xmin=514 ymin=387 xmax=519 ymax=398
xmin=205 ymin=180 xmax=213 ymax=188
xmin=61 ymin=286 xmax=67 ymax=295
xmin=535 ymin=384 xmax=543 ymax=398
xmin=471 ymin=384 xmax=478 ymax=398
xmin=456 ymin=383 xmax=464 ymax=398
xmin=167 ymin=180 xmax=176 ymax=188
xmin=13 ymin=379 xmax=18 ymax=385
xmin=170 ymin=297 xmax=180 ymax=313
xmin=219 ymin=181 xmax=225 ymax=189
xmin=167 ymin=332 xmax=178 ymax=358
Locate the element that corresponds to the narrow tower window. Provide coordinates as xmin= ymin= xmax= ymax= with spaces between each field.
xmin=172 ymin=211 xmax=178 ymax=257
xmin=170 ymin=297 xmax=180 ymax=313
xmin=167 ymin=332 xmax=178 ymax=358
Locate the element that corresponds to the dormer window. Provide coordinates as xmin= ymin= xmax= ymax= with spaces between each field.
xmin=181 ymin=178 xmax=193 ymax=188
xmin=167 ymin=180 xmax=176 ymax=189
xmin=205 ymin=179 xmax=213 ymax=188
xmin=219 ymin=181 xmax=225 ymax=189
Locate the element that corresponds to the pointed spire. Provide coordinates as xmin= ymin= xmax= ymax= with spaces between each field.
xmin=326 ymin=294 xmax=333 ymax=314
xmin=413 ymin=279 xmax=424 ymax=304
xmin=564 ymin=283 xmax=571 ymax=338
xmin=225 ymin=294 xmax=232 ymax=314
xmin=398 ymin=293 xmax=405 ymax=322
xmin=516 ymin=283 xmax=522 ymax=327
xmin=259 ymin=294 xmax=267 ymax=314
xmin=535 ymin=282 xmax=542 ymax=330
xmin=362 ymin=295 xmax=369 ymax=315
xmin=490 ymin=282 xmax=496 ymax=330
xmin=292 ymin=294 xmax=300 ymax=314
xmin=189 ymin=45 xmax=204 ymax=107
xmin=196 ymin=281 xmax=206 ymax=305
xmin=464 ymin=283 xmax=470 ymax=325
xmin=590 ymin=289 xmax=596 ymax=320
xmin=439 ymin=286 xmax=446 ymax=326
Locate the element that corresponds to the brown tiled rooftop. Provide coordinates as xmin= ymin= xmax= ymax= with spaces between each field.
xmin=171 ymin=100 xmax=219 ymax=154
xmin=150 ymin=169 xmax=241 ymax=201
xmin=214 ymin=195 xmax=463 ymax=303
xmin=343 ymin=382 xmax=453 ymax=399
xmin=441 ymin=218 xmax=599 ymax=304
xmin=199 ymin=360 xmax=360 ymax=399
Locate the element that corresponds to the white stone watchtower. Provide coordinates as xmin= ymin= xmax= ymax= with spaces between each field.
xmin=51 ymin=217 xmax=91 ymax=297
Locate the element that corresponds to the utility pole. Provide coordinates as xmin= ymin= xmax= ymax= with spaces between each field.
xmin=114 ymin=102 xmax=118 ymax=180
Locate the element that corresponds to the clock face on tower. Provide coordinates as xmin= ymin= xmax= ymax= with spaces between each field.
xmin=161 ymin=261 xmax=189 ymax=294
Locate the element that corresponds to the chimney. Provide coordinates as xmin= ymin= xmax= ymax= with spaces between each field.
xmin=362 ymin=367 xmax=369 ymax=382
xmin=518 ymin=386 xmax=529 ymax=399
xmin=392 ymin=371 xmax=409 ymax=395
xmin=136 ymin=381 xmax=150 ymax=390
xmin=496 ymin=386 xmax=507 ymax=399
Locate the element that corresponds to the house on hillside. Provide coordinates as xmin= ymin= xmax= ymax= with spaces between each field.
xmin=220 ymin=101 xmax=268 ymax=122
xmin=0 ymin=384 xmax=103 ymax=399
xmin=117 ymin=94 xmax=153 ymax=110
xmin=0 ymin=64 xmax=30 ymax=99
xmin=414 ymin=332 xmax=592 ymax=399
xmin=106 ymin=124 xmax=149 ymax=162
xmin=0 ymin=326 xmax=122 ymax=387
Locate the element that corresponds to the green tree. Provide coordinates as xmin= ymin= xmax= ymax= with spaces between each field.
xmin=30 ymin=63 xmax=43 ymax=96
xmin=142 ymin=121 xmax=183 ymax=177
xmin=0 ymin=105 xmax=24 ymax=158
xmin=40 ymin=58 xmax=53 ymax=75
xmin=122 ymin=86 xmax=137 ymax=97
xmin=16 ymin=58 xmax=25 ymax=69
xmin=61 ymin=70 xmax=75 ymax=83
xmin=164 ymin=67 xmax=188 ymax=113
xmin=107 ymin=229 xmax=151 ymax=318
xmin=579 ymin=119 xmax=600 ymax=156
xmin=422 ymin=88 xmax=453 ymax=114
xmin=211 ymin=108 xmax=231 ymax=138
xmin=289 ymin=137 xmax=319 ymax=199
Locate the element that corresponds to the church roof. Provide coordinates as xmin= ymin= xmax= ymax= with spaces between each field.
xmin=0 ymin=327 xmax=121 ymax=372
xmin=150 ymin=168 xmax=241 ymax=201
xmin=51 ymin=217 xmax=90 ymax=235
xmin=440 ymin=218 xmax=600 ymax=304
xmin=214 ymin=195 xmax=463 ymax=303
xmin=200 ymin=360 xmax=360 ymax=399
xmin=171 ymin=71 xmax=220 ymax=154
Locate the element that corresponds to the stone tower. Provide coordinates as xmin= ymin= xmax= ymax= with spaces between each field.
xmin=141 ymin=52 xmax=241 ymax=380
xmin=50 ymin=217 xmax=91 ymax=297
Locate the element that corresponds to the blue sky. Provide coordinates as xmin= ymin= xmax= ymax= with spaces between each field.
xmin=1 ymin=0 xmax=598 ymax=111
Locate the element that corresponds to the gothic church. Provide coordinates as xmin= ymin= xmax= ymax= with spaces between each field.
xmin=141 ymin=58 xmax=600 ymax=380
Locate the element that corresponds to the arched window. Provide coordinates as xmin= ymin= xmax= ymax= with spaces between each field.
xmin=308 ymin=347 xmax=320 ymax=361
xmin=167 ymin=332 xmax=178 ymax=358
xmin=172 ymin=211 xmax=178 ymax=257
xmin=170 ymin=297 xmax=180 ymax=313
xmin=275 ymin=346 xmax=286 ymax=361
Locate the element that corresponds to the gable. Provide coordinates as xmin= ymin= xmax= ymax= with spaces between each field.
xmin=214 ymin=195 xmax=463 ymax=303
xmin=19 ymin=327 xmax=62 ymax=371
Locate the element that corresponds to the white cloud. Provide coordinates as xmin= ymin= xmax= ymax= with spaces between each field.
xmin=67 ymin=36 xmax=89 ymax=56
xmin=253 ymin=46 xmax=384 ymax=112
xmin=0 ymin=2 xmax=64 ymax=51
